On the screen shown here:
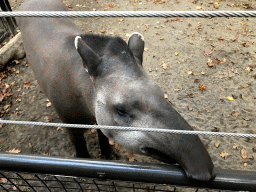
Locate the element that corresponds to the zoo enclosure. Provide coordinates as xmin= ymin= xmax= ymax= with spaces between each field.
xmin=1 ymin=5 xmax=256 ymax=192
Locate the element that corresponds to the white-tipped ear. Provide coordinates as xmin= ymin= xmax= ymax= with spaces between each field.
xmin=75 ymin=36 xmax=82 ymax=50
xmin=128 ymin=32 xmax=144 ymax=42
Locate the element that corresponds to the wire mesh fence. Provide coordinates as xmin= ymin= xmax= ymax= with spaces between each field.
xmin=0 ymin=171 xmax=184 ymax=192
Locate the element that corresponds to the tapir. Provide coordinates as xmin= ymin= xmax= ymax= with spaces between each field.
xmin=17 ymin=0 xmax=215 ymax=181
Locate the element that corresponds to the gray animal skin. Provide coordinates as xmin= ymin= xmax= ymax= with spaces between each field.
xmin=18 ymin=0 xmax=215 ymax=181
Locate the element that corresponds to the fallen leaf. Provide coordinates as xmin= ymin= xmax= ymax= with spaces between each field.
xmin=232 ymin=143 xmax=239 ymax=149
xmin=127 ymin=152 xmax=134 ymax=162
xmin=45 ymin=116 xmax=53 ymax=122
xmin=100 ymin=30 xmax=105 ymax=33
xmin=86 ymin=186 xmax=93 ymax=192
xmin=24 ymin=82 xmax=35 ymax=89
xmin=212 ymin=58 xmax=220 ymax=64
xmin=164 ymin=94 xmax=168 ymax=99
xmin=199 ymin=84 xmax=207 ymax=91
xmin=192 ymin=72 xmax=196 ymax=76
xmin=205 ymin=109 xmax=210 ymax=113
xmin=0 ymin=178 xmax=7 ymax=183
xmin=4 ymin=103 xmax=11 ymax=110
xmin=109 ymin=140 xmax=115 ymax=146
xmin=228 ymin=70 xmax=232 ymax=78
xmin=227 ymin=97 xmax=234 ymax=101
xmin=241 ymin=42 xmax=249 ymax=47
xmin=207 ymin=59 xmax=215 ymax=68
xmin=6 ymin=148 xmax=21 ymax=153
xmin=241 ymin=95 xmax=248 ymax=100
xmin=65 ymin=3 xmax=72 ymax=8
xmin=214 ymin=141 xmax=221 ymax=148
xmin=220 ymin=58 xmax=227 ymax=64
xmin=160 ymin=37 xmax=164 ymax=40
xmin=174 ymin=52 xmax=178 ymax=56
xmin=144 ymin=48 xmax=148 ymax=51
xmin=194 ymin=79 xmax=199 ymax=83
xmin=161 ymin=61 xmax=169 ymax=69
xmin=187 ymin=106 xmax=193 ymax=111
xmin=212 ymin=127 xmax=220 ymax=132
xmin=201 ymin=71 xmax=206 ymax=75
xmin=203 ymin=50 xmax=212 ymax=56
xmin=172 ymin=18 xmax=179 ymax=21
xmin=232 ymin=36 xmax=239 ymax=42
xmin=245 ymin=66 xmax=253 ymax=72
xmin=11 ymin=59 xmax=20 ymax=65
xmin=212 ymin=4 xmax=219 ymax=9
xmin=186 ymin=70 xmax=192 ymax=75
xmin=231 ymin=111 xmax=240 ymax=117
xmin=46 ymin=102 xmax=51 ymax=107
xmin=241 ymin=148 xmax=253 ymax=162
xmin=219 ymin=37 xmax=225 ymax=41
xmin=91 ymin=128 xmax=97 ymax=133
xmin=243 ymin=117 xmax=250 ymax=121
xmin=220 ymin=152 xmax=229 ymax=159
xmin=196 ymin=22 xmax=202 ymax=31
xmin=241 ymin=148 xmax=247 ymax=159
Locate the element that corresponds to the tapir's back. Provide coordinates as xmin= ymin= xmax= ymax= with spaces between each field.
xmin=18 ymin=0 xmax=96 ymax=124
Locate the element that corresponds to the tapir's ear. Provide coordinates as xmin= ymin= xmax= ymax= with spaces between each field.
xmin=75 ymin=36 xmax=102 ymax=77
xmin=128 ymin=32 xmax=145 ymax=66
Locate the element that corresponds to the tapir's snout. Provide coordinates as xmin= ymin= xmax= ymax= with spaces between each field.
xmin=139 ymin=136 xmax=215 ymax=181
xmin=137 ymin=129 xmax=216 ymax=182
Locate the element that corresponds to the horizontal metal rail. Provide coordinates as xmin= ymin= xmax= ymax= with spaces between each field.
xmin=0 ymin=153 xmax=256 ymax=191
xmin=0 ymin=11 xmax=256 ymax=17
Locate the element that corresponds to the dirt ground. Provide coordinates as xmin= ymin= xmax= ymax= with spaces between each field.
xmin=1 ymin=0 xmax=256 ymax=190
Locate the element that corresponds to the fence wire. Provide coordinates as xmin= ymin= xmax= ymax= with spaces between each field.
xmin=0 ymin=119 xmax=255 ymax=138
xmin=0 ymin=11 xmax=256 ymax=18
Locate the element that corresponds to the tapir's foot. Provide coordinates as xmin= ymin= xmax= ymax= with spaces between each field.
xmin=75 ymin=151 xmax=91 ymax=159
xmin=101 ymin=149 xmax=120 ymax=160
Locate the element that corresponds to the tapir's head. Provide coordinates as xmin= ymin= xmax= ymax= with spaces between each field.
xmin=75 ymin=33 xmax=215 ymax=182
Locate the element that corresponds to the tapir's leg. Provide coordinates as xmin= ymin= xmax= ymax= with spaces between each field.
xmin=68 ymin=128 xmax=90 ymax=158
xmin=97 ymin=129 xmax=112 ymax=158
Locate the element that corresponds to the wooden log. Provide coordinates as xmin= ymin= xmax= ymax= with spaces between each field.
xmin=0 ymin=32 xmax=25 ymax=71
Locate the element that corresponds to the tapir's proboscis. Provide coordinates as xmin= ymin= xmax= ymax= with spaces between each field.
xmin=18 ymin=0 xmax=215 ymax=181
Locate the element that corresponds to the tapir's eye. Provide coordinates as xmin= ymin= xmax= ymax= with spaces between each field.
xmin=115 ymin=105 xmax=128 ymax=117
xmin=117 ymin=108 xmax=127 ymax=116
